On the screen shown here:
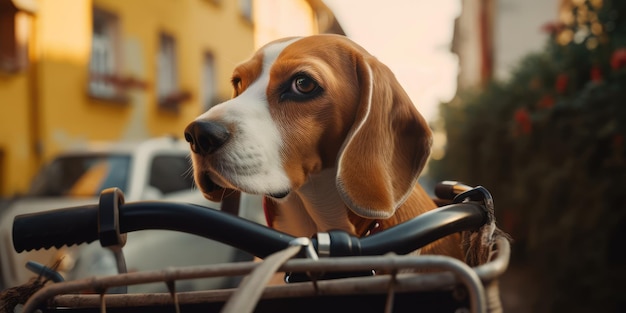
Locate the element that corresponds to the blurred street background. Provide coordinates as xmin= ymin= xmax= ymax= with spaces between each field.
xmin=1 ymin=0 xmax=625 ymax=312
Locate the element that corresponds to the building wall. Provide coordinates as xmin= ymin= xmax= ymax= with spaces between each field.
xmin=0 ymin=0 xmax=333 ymax=196
xmin=493 ymin=0 xmax=558 ymax=81
xmin=0 ymin=69 xmax=33 ymax=194
xmin=254 ymin=0 xmax=316 ymax=49
xmin=453 ymin=0 xmax=558 ymax=90
xmin=452 ymin=0 xmax=484 ymax=91
xmin=0 ymin=5 xmax=39 ymax=194
xmin=36 ymin=0 xmax=257 ymax=148
xmin=0 ymin=0 xmax=257 ymax=196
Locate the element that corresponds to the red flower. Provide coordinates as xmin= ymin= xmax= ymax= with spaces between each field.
xmin=538 ymin=95 xmax=555 ymax=109
xmin=555 ymin=74 xmax=568 ymax=94
xmin=613 ymin=134 xmax=624 ymax=150
xmin=590 ymin=66 xmax=603 ymax=82
xmin=611 ymin=48 xmax=626 ymax=70
xmin=514 ymin=108 xmax=532 ymax=135
xmin=540 ymin=22 xmax=564 ymax=34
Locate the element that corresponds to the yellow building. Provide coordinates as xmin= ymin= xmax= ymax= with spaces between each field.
xmin=0 ymin=0 xmax=342 ymax=196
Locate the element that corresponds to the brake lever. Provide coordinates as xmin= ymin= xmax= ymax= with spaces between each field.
xmin=453 ymin=186 xmax=494 ymax=221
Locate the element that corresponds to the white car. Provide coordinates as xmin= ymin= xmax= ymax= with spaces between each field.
xmin=0 ymin=137 xmax=264 ymax=292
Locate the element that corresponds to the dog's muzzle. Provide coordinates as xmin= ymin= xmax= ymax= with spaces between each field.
xmin=184 ymin=119 xmax=291 ymax=200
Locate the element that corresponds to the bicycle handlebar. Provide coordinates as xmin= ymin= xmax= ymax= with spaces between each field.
xmin=13 ymin=185 xmax=488 ymax=259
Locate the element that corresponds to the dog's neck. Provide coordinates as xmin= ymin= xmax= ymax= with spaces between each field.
xmin=272 ymin=168 xmax=356 ymax=237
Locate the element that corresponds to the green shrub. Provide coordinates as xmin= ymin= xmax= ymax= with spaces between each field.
xmin=431 ymin=0 xmax=626 ymax=311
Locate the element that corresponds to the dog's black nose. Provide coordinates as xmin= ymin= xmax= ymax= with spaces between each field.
xmin=184 ymin=120 xmax=230 ymax=155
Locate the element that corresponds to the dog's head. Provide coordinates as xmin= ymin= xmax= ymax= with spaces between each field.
xmin=185 ymin=34 xmax=432 ymax=219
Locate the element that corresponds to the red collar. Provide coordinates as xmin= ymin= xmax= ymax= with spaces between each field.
xmin=263 ymin=197 xmax=276 ymax=228
xmin=264 ymin=197 xmax=383 ymax=237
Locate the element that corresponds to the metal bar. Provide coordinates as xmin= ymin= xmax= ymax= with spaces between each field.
xmin=52 ymin=272 xmax=458 ymax=307
xmin=473 ymin=236 xmax=511 ymax=282
xmin=23 ymin=253 xmax=489 ymax=313
xmin=25 ymin=235 xmax=514 ymax=313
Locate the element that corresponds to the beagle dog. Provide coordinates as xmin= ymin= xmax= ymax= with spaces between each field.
xmin=184 ymin=34 xmax=462 ymax=259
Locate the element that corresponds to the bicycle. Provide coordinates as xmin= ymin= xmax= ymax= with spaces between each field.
xmin=3 ymin=181 xmax=510 ymax=313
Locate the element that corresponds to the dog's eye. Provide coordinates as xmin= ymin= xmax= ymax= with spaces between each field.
xmin=291 ymin=75 xmax=319 ymax=95
xmin=279 ymin=74 xmax=323 ymax=102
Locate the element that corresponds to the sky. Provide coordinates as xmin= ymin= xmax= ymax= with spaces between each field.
xmin=323 ymin=0 xmax=461 ymax=122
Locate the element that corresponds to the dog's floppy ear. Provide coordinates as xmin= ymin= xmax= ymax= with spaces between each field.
xmin=336 ymin=54 xmax=432 ymax=219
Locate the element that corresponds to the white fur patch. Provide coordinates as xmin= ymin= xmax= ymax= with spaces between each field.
xmin=196 ymin=38 xmax=301 ymax=195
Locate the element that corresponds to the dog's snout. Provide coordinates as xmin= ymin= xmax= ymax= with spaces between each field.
xmin=184 ymin=120 xmax=230 ymax=155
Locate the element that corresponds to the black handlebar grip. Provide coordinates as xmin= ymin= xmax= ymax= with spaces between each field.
xmin=12 ymin=205 xmax=99 ymax=252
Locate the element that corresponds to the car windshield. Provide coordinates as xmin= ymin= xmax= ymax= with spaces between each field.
xmin=27 ymin=154 xmax=131 ymax=197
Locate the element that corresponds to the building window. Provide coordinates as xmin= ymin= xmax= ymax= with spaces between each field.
xmin=201 ymin=52 xmax=217 ymax=111
xmin=157 ymin=33 xmax=177 ymax=106
xmin=239 ymin=0 xmax=252 ymax=22
xmin=157 ymin=33 xmax=190 ymax=111
xmin=0 ymin=10 xmax=32 ymax=73
xmin=88 ymin=8 xmax=124 ymax=101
